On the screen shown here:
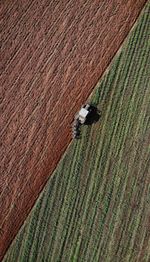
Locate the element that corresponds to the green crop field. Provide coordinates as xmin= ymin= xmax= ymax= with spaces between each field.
xmin=3 ymin=2 xmax=150 ymax=262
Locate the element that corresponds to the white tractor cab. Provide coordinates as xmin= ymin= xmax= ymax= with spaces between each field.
xmin=77 ymin=104 xmax=91 ymax=124
xmin=73 ymin=104 xmax=94 ymax=138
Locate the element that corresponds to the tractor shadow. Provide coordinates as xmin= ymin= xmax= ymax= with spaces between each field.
xmin=84 ymin=105 xmax=101 ymax=125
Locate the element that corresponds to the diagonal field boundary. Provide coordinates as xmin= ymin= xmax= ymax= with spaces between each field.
xmin=0 ymin=0 xmax=147 ymax=259
xmin=3 ymin=2 xmax=150 ymax=261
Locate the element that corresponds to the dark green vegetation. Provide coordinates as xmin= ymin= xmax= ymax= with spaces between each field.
xmin=3 ymin=3 xmax=150 ymax=262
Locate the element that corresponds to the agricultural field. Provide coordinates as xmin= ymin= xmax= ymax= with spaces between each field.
xmin=1 ymin=1 xmax=146 ymax=257
xmin=3 ymin=2 xmax=150 ymax=262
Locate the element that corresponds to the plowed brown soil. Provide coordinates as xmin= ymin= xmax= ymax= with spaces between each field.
xmin=0 ymin=0 xmax=147 ymax=259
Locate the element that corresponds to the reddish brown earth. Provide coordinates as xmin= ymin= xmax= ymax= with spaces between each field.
xmin=0 ymin=0 xmax=147 ymax=259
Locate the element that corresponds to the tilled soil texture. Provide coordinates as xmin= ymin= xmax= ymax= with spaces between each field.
xmin=3 ymin=2 xmax=150 ymax=261
xmin=0 ymin=0 xmax=147 ymax=259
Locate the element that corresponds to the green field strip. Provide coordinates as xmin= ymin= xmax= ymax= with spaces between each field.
xmin=3 ymin=2 xmax=150 ymax=262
